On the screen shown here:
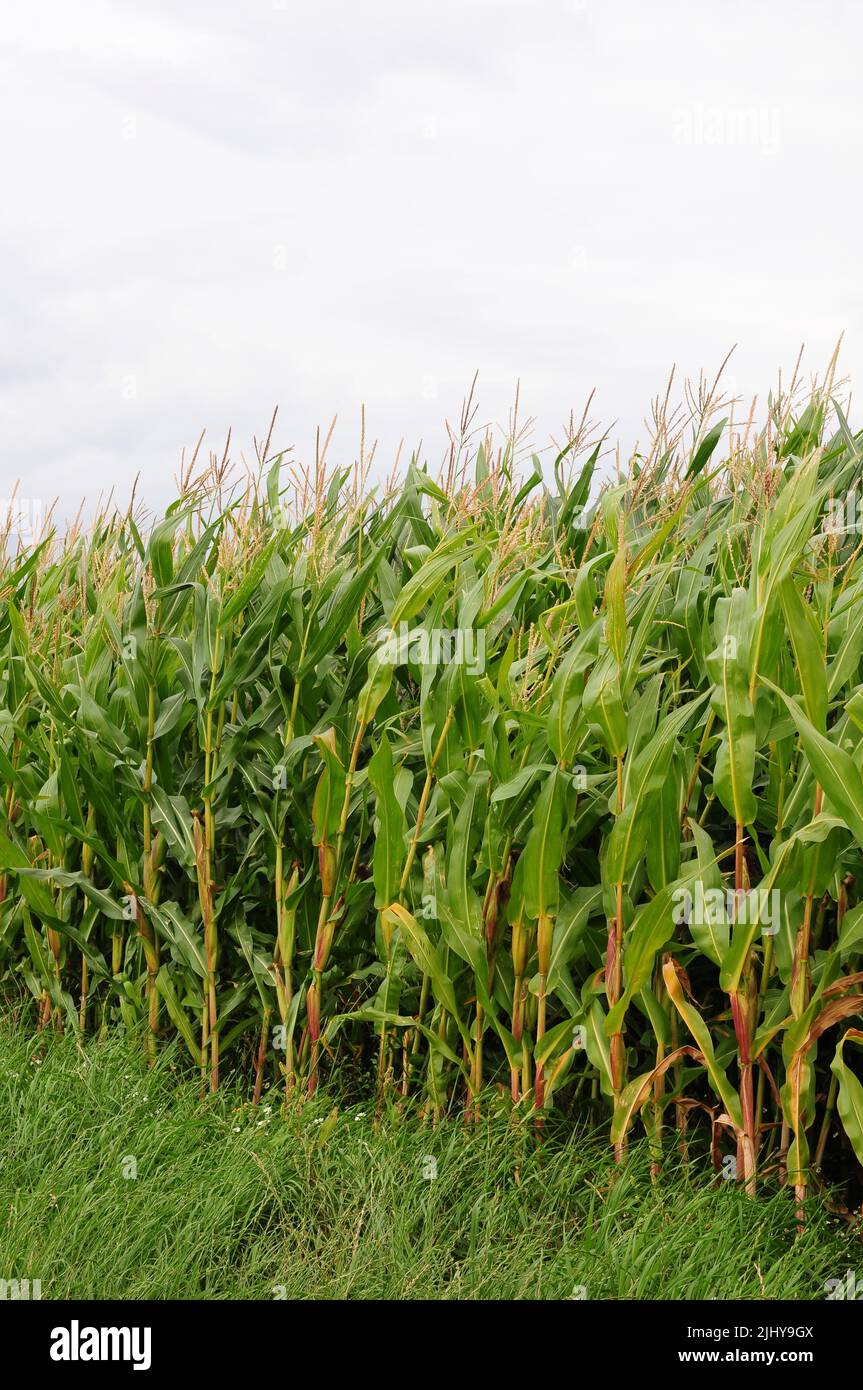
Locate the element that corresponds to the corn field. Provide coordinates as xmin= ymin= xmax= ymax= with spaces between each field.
xmin=3 ymin=379 xmax=863 ymax=1219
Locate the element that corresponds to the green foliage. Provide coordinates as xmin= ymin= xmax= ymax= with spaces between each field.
xmin=1 ymin=383 xmax=862 ymax=1212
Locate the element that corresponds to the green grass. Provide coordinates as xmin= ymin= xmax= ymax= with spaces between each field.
xmin=0 ymin=1019 xmax=856 ymax=1300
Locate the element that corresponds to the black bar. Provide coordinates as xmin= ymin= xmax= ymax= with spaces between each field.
xmin=2 ymin=1296 xmax=855 ymax=1375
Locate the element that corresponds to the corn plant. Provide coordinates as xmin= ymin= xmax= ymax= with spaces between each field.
xmin=2 ymin=378 xmax=863 ymax=1219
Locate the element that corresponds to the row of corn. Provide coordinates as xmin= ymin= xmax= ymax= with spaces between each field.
xmin=2 ymin=384 xmax=863 ymax=1216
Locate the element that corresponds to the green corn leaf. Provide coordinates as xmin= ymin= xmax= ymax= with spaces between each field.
xmin=522 ymin=767 xmax=567 ymax=923
xmin=762 ymin=678 xmax=863 ymax=846
xmin=830 ymin=1028 xmax=863 ymax=1167
xmin=684 ymin=417 xmax=726 ymax=480
xmin=707 ymin=588 xmax=757 ymax=827
xmin=367 ymin=733 xmax=407 ymax=910
xmin=779 ymin=577 xmax=827 ymax=733
xmin=604 ymin=547 xmax=627 ymax=670
xmin=662 ymin=956 xmax=743 ymax=1132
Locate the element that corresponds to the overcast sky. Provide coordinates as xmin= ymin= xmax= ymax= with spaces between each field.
xmin=2 ymin=0 xmax=861 ymax=522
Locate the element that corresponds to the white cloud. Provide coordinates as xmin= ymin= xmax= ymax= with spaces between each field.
xmin=1 ymin=0 xmax=861 ymax=521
